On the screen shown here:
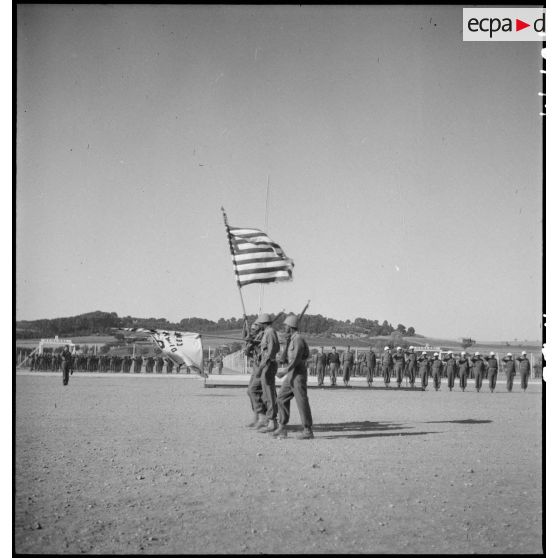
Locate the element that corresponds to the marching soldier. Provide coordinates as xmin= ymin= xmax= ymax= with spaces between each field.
xmin=254 ymin=313 xmax=280 ymax=433
xmin=502 ymin=352 xmax=516 ymax=391
xmin=517 ymin=351 xmax=531 ymax=391
xmin=392 ymin=347 xmax=405 ymax=388
xmin=381 ymin=346 xmax=392 ymax=387
xmin=471 ymin=351 xmax=486 ymax=392
xmin=418 ymin=351 xmax=431 ymax=391
xmin=327 ymin=347 xmax=340 ymax=387
xmin=61 ymin=345 xmax=73 ymax=386
xmin=341 ymin=346 xmax=354 ymax=387
xmin=272 ymin=314 xmax=314 ymax=440
xmin=364 ymin=346 xmax=376 ymax=387
xmin=245 ymin=321 xmax=266 ymax=428
xmin=216 ymin=355 xmax=224 ymax=375
xmin=315 ymin=347 xmax=327 ymax=387
xmin=457 ymin=352 xmax=470 ymax=391
xmin=486 ymin=351 xmax=499 ymax=392
xmin=431 ymin=353 xmax=443 ymax=391
xmin=443 ymin=351 xmax=457 ymax=391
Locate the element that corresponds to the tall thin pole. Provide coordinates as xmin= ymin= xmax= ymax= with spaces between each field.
xmin=221 ymin=207 xmax=248 ymax=319
xmin=259 ymin=176 xmax=271 ymax=314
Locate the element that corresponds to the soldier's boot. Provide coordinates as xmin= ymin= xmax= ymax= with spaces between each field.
xmin=258 ymin=419 xmax=278 ymax=433
xmin=245 ymin=412 xmax=261 ymax=428
xmin=297 ymin=428 xmax=314 ymax=440
xmin=271 ymin=424 xmax=288 ymax=439
xmin=254 ymin=414 xmax=268 ymax=429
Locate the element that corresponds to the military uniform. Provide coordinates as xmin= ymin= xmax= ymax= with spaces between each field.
xmin=246 ymin=328 xmax=265 ymax=426
xmin=502 ymin=356 xmax=515 ymax=391
xmin=364 ymin=349 xmax=376 ymax=386
xmin=341 ymin=348 xmax=354 ymax=386
xmin=381 ymin=349 xmax=392 ymax=387
xmin=444 ymin=353 xmax=457 ymax=391
xmin=471 ymin=355 xmax=486 ymax=392
xmin=255 ymin=324 xmax=280 ymax=431
xmin=457 ymin=355 xmax=470 ymax=391
xmin=275 ymin=329 xmax=313 ymax=437
xmin=316 ymin=349 xmax=327 ymax=386
xmin=328 ymin=349 xmax=340 ymax=386
xmin=486 ymin=355 xmax=499 ymax=392
xmin=405 ymin=349 xmax=418 ymax=387
xmin=392 ymin=349 xmax=405 ymax=387
xmin=418 ymin=354 xmax=430 ymax=390
xmin=517 ymin=355 xmax=531 ymax=391
xmin=61 ymin=347 xmax=73 ymax=386
xmin=431 ymin=355 xmax=443 ymax=391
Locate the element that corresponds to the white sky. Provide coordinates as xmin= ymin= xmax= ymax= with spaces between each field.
xmin=16 ymin=4 xmax=543 ymax=342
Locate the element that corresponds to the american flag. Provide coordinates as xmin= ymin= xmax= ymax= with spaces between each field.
xmin=226 ymin=225 xmax=294 ymax=288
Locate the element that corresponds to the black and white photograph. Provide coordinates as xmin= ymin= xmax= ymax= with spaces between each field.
xmin=15 ymin=3 xmax=547 ymax=554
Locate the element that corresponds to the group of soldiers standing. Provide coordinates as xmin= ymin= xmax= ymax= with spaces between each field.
xmin=309 ymin=346 xmax=533 ymax=392
xmin=28 ymin=352 xmax=191 ymax=374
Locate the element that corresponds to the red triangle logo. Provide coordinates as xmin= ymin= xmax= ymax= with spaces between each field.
xmin=516 ymin=19 xmax=530 ymax=32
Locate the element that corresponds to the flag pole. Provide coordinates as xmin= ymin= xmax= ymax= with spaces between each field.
xmin=259 ymin=176 xmax=271 ymax=314
xmin=221 ymin=207 xmax=248 ymax=320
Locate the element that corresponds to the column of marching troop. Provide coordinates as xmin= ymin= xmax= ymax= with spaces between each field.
xmin=306 ymin=346 xmax=534 ymax=392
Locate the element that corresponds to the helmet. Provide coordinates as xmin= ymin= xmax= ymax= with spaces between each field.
xmin=284 ymin=314 xmax=299 ymax=328
xmin=256 ymin=313 xmax=272 ymax=324
xmin=422 ymin=351 xmax=427 ymax=355
xmin=433 ymin=352 xmax=439 ymax=357
xmin=490 ymin=351 xmax=495 ymax=356
xmin=474 ymin=351 xmax=480 ymax=356
xmin=384 ymin=346 xmax=389 ymax=351
xmin=522 ymin=351 xmax=527 ymax=355
xmin=409 ymin=346 xmax=414 ymax=350
xmin=396 ymin=346 xmax=402 ymax=351
xmin=448 ymin=351 xmax=453 ymax=355
xmin=507 ymin=352 xmax=512 ymax=357
xmin=461 ymin=351 xmax=466 ymax=356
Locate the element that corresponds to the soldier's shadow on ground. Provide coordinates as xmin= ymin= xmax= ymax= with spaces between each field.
xmin=312 ymin=420 xmax=439 ymax=439
xmin=424 ymin=419 xmax=493 ymax=424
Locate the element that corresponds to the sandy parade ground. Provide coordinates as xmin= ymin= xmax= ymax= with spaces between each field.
xmin=15 ymin=370 xmax=543 ymax=555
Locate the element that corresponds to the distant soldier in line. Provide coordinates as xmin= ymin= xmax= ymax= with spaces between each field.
xmin=327 ymin=347 xmax=340 ymax=387
xmin=405 ymin=346 xmax=418 ymax=388
xmin=216 ymin=355 xmax=223 ymax=375
xmin=207 ymin=358 xmax=214 ymax=375
xmin=502 ymin=353 xmax=516 ymax=392
xmin=364 ymin=346 xmax=376 ymax=387
xmin=61 ymin=345 xmax=73 ymax=386
xmin=245 ymin=321 xmax=266 ymax=428
xmin=517 ymin=351 xmax=531 ymax=392
xmin=457 ymin=352 xmax=470 ymax=391
xmin=431 ymin=353 xmax=444 ymax=391
xmin=165 ymin=357 xmax=174 ymax=374
xmin=381 ymin=346 xmax=392 ymax=388
xmin=341 ymin=346 xmax=354 ymax=387
xmin=418 ymin=352 xmax=431 ymax=391
xmin=133 ymin=355 xmax=142 ymax=373
xmin=315 ymin=347 xmax=327 ymax=387
xmin=353 ymin=353 xmax=362 ymax=377
xmin=486 ymin=351 xmax=499 ymax=392
xmin=471 ymin=351 xmax=486 ymax=392
xmin=272 ymin=314 xmax=314 ymax=440
xmin=155 ymin=355 xmax=164 ymax=373
xmin=443 ymin=351 xmax=457 ymax=391
xmin=254 ymin=313 xmax=281 ymax=434
xmin=392 ymin=347 xmax=406 ymax=388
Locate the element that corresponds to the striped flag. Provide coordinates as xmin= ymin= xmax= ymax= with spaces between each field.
xmin=226 ymin=225 xmax=294 ymax=287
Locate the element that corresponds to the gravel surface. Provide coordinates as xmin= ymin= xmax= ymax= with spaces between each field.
xmin=15 ymin=373 xmax=543 ymax=554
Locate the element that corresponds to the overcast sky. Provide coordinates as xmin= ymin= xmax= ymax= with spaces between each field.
xmin=16 ymin=4 xmax=543 ymax=342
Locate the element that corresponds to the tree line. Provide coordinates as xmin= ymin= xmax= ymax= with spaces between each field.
xmin=15 ymin=311 xmax=418 ymax=339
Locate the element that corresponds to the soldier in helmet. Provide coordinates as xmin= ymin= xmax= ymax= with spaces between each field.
xmin=245 ymin=320 xmax=266 ymax=428
xmin=471 ymin=351 xmax=486 ymax=392
xmin=502 ymin=352 xmax=516 ymax=391
xmin=327 ymin=347 xmax=340 ymax=387
xmin=253 ymin=313 xmax=280 ymax=433
xmin=405 ymin=346 xmax=418 ymax=388
xmin=457 ymin=352 xmax=470 ymax=391
xmin=418 ymin=351 xmax=431 ymax=391
xmin=392 ymin=347 xmax=405 ymax=388
xmin=364 ymin=346 xmax=376 ymax=387
xmin=486 ymin=351 xmax=499 ymax=392
xmin=517 ymin=351 xmax=531 ymax=392
xmin=61 ymin=345 xmax=73 ymax=386
xmin=341 ymin=346 xmax=354 ymax=387
xmin=381 ymin=346 xmax=392 ymax=387
xmin=272 ymin=314 xmax=314 ymax=440
xmin=431 ymin=353 xmax=444 ymax=391
xmin=443 ymin=351 xmax=457 ymax=391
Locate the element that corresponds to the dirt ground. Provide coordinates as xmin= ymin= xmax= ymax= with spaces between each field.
xmin=15 ymin=372 xmax=543 ymax=554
